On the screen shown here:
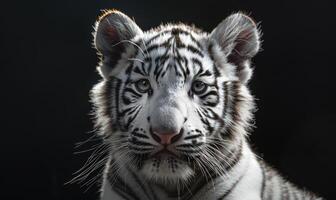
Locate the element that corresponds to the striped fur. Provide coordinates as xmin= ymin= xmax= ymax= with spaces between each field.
xmin=89 ymin=10 xmax=323 ymax=200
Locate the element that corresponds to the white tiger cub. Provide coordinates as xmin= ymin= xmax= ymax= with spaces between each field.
xmin=89 ymin=9 xmax=323 ymax=200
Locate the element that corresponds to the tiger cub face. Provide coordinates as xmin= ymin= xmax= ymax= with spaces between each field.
xmin=92 ymin=10 xmax=260 ymax=184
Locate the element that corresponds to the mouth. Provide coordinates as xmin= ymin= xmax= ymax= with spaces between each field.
xmin=149 ymin=148 xmax=179 ymax=159
xmin=138 ymin=148 xmax=195 ymax=182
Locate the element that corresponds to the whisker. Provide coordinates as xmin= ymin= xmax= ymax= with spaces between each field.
xmin=128 ymin=58 xmax=144 ymax=63
xmin=111 ymin=39 xmax=146 ymax=57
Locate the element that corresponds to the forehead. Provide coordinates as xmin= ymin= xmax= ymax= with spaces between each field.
xmin=129 ymin=26 xmax=215 ymax=79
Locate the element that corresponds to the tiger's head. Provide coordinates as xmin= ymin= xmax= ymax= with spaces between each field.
xmin=91 ymin=10 xmax=260 ymax=184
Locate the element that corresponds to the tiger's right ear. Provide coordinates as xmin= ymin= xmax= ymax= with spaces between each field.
xmin=93 ymin=10 xmax=143 ymax=78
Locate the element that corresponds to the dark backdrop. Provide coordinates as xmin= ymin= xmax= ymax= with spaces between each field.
xmin=1 ymin=0 xmax=335 ymax=199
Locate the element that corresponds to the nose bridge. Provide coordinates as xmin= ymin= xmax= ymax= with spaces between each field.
xmin=157 ymin=85 xmax=184 ymax=110
xmin=150 ymin=90 xmax=186 ymax=134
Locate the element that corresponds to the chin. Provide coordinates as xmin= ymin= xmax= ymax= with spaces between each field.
xmin=139 ymin=154 xmax=195 ymax=184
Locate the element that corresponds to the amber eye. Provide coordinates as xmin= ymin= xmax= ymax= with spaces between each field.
xmin=135 ymin=79 xmax=151 ymax=93
xmin=192 ymin=80 xmax=208 ymax=94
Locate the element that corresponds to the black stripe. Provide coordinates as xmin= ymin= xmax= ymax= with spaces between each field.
xmin=141 ymin=62 xmax=149 ymax=75
xmin=192 ymin=57 xmax=203 ymax=69
xmin=133 ymin=66 xmax=145 ymax=76
xmin=224 ymin=141 xmax=243 ymax=171
xmin=128 ymin=146 xmax=154 ymax=152
xmin=222 ymin=81 xmax=229 ymax=117
xmin=176 ymin=142 xmax=204 ymax=148
xmin=184 ymin=134 xmax=203 ymax=140
xmin=207 ymin=42 xmax=221 ymax=77
xmin=186 ymin=45 xmax=204 ymax=57
xmin=171 ymin=28 xmax=203 ymax=50
xmin=214 ymin=142 xmax=244 ymax=199
xmin=145 ymin=32 xmax=163 ymax=46
xmin=113 ymin=78 xmax=122 ymax=130
xmin=127 ymin=106 xmax=141 ymax=116
xmin=189 ymin=34 xmax=203 ymax=50
xmin=107 ymin=160 xmax=140 ymax=200
xmin=199 ymin=91 xmax=219 ymax=100
xmin=198 ymin=69 xmax=212 ymax=77
xmin=258 ymin=160 xmax=266 ymax=199
xmin=130 ymin=139 xmax=153 ymax=147
xmin=125 ymin=62 xmax=134 ymax=75
xmin=126 ymin=166 xmax=154 ymax=200
xmin=146 ymin=44 xmax=160 ymax=52
xmin=146 ymin=37 xmax=173 ymax=53
xmin=146 ymin=61 xmax=152 ymax=75
xmin=113 ymin=175 xmax=140 ymax=200
xmin=145 ymin=29 xmax=175 ymax=46
xmin=200 ymin=107 xmax=218 ymax=120
xmin=221 ymin=81 xmax=243 ymax=139
xmin=153 ymin=56 xmax=165 ymax=80
xmin=154 ymin=64 xmax=166 ymax=82
xmin=196 ymin=109 xmax=214 ymax=134
xmin=184 ymin=57 xmax=190 ymax=76
xmin=131 ymin=131 xmax=149 ymax=139
xmin=125 ymin=106 xmax=142 ymax=128
xmin=175 ymin=54 xmax=188 ymax=80
xmin=122 ymin=92 xmax=134 ymax=105
xmin=174 ymin=41 xmax=204 ymax=58
xmin=176 ymin=149 xmax=201 ymax=154
xmin=203 ymin=101 xmax=219 ymax=107
xmin=120 ymin=106 xmax=136 ymax=117
xmin=144 ymin=56 xmax=152 ymax=63
xmin=218 ymin=172 xmax=244 ymax=200
xmin=123 ymin=87 xmax=142 ymax=98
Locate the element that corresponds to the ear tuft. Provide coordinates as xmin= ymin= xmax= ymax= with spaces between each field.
xmin=93 ymin=10 xmax=143 ymax=78
xmin=210 ymin=12 xmax=261 ymax=83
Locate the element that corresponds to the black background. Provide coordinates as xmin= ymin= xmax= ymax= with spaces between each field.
xmin=1 ymin=0 xmax=335 ymax=199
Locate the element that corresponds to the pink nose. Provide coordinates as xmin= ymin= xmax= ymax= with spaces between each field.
xmin=151 ymin=131 xmax=181 ymax=145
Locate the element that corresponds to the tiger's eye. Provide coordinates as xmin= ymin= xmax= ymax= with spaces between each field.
xmin=135 ymin=79 xmax=151 ymax=93
xmin=192 ymin=81 xmax=207 ymax=94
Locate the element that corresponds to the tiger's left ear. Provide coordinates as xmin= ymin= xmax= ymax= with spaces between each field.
xmin=210 ymin=13 xmax=261 ymax=83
